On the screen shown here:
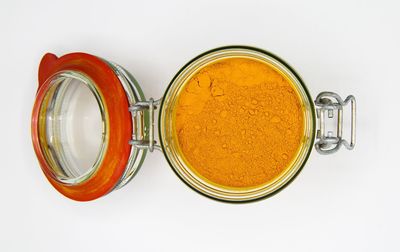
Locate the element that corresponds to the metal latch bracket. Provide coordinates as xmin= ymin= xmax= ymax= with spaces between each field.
xmin=315 ymin=92 xmax=356 ymax=154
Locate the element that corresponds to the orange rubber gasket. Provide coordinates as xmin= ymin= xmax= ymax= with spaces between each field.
xmin=32 ymin=52 xmax=132 ymax=201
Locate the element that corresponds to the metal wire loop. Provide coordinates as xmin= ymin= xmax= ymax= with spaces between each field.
xmin=129 ymin=98 xmax=162 ymax=152
xmin=315 ymin=92 xmax=356 ymax=155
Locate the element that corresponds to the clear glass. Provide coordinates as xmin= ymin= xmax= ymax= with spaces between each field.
xmin=38 ymin=71 xmax=107 ymax=184
xmin=159 ymin=47 xmax=316 ymax=202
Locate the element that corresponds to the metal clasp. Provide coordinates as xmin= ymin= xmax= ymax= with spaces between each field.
xmin=129 ymin=98 xmax=162 ymax=152
xmin=315 ymin=92 xmax=356 ymax=154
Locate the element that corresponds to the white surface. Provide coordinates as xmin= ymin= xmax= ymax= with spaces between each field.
xmin=1 ymin=0 xmax=399 ymax=251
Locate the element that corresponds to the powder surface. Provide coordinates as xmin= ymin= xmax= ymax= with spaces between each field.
xmin=174 ymin=58 xmax=304 ymax=188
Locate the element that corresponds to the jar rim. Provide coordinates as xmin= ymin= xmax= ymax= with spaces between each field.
xmin=159 ymin=45 xmax=316 ymax=203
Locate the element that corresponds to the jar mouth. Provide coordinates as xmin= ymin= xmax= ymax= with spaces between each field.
xmin=159 ymin=46 xmax=316 ymax=202
xmin=36 ymin=71 xmax=108 ymax=184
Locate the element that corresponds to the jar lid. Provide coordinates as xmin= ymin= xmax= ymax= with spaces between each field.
xmin=31 ymin=53 xmax=146 ymax=201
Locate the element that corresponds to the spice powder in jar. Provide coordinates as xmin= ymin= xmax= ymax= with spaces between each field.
xmin=174 ymin=57 xmax=305 ymax=188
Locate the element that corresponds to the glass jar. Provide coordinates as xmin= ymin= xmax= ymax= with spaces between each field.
xmin=31 ymin=46 xmax=356 ymax=202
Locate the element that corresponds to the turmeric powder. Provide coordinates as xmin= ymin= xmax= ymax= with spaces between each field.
xmin=174 ymin=57 xmax=304 ymax=188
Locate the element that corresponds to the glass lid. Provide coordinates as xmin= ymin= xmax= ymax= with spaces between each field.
xmin=32 ymin=52 xmax=147 ymax=201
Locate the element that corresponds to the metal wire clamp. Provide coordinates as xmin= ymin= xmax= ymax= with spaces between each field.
xmin=129 ymin=98 xmax=162 ymax=152
xmin=315 ymin=92 xmax=356 ymax=155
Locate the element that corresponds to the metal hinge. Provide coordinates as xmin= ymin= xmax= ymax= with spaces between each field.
xmin=315 ymin=92 xmax=356 ymax=155
xmin=129 ymin=98 xmax=162 ymax=152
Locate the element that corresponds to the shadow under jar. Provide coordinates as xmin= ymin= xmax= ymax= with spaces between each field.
xmin=31 ymin=46 xmax=356 ymax=202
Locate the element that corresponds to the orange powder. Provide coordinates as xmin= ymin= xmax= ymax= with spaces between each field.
xmin=174 ymin=57 xmax=304 ymax=188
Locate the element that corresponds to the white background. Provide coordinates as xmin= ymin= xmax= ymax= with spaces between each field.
xmin=1 ymin=0 xmax=399 ymax=251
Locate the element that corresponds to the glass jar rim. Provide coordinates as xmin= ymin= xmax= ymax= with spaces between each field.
xmin=158 ymin=46 xmax=316 ymax=203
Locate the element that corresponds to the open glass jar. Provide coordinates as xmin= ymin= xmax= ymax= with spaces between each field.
xmin=31 ymin=46 xmax=356 ymax=202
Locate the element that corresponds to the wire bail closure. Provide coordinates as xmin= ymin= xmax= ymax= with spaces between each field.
xmin=314 ymin=92 xmax=356 ymax=155
xmin=129 ymin=98 xmax=162 ymax=152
